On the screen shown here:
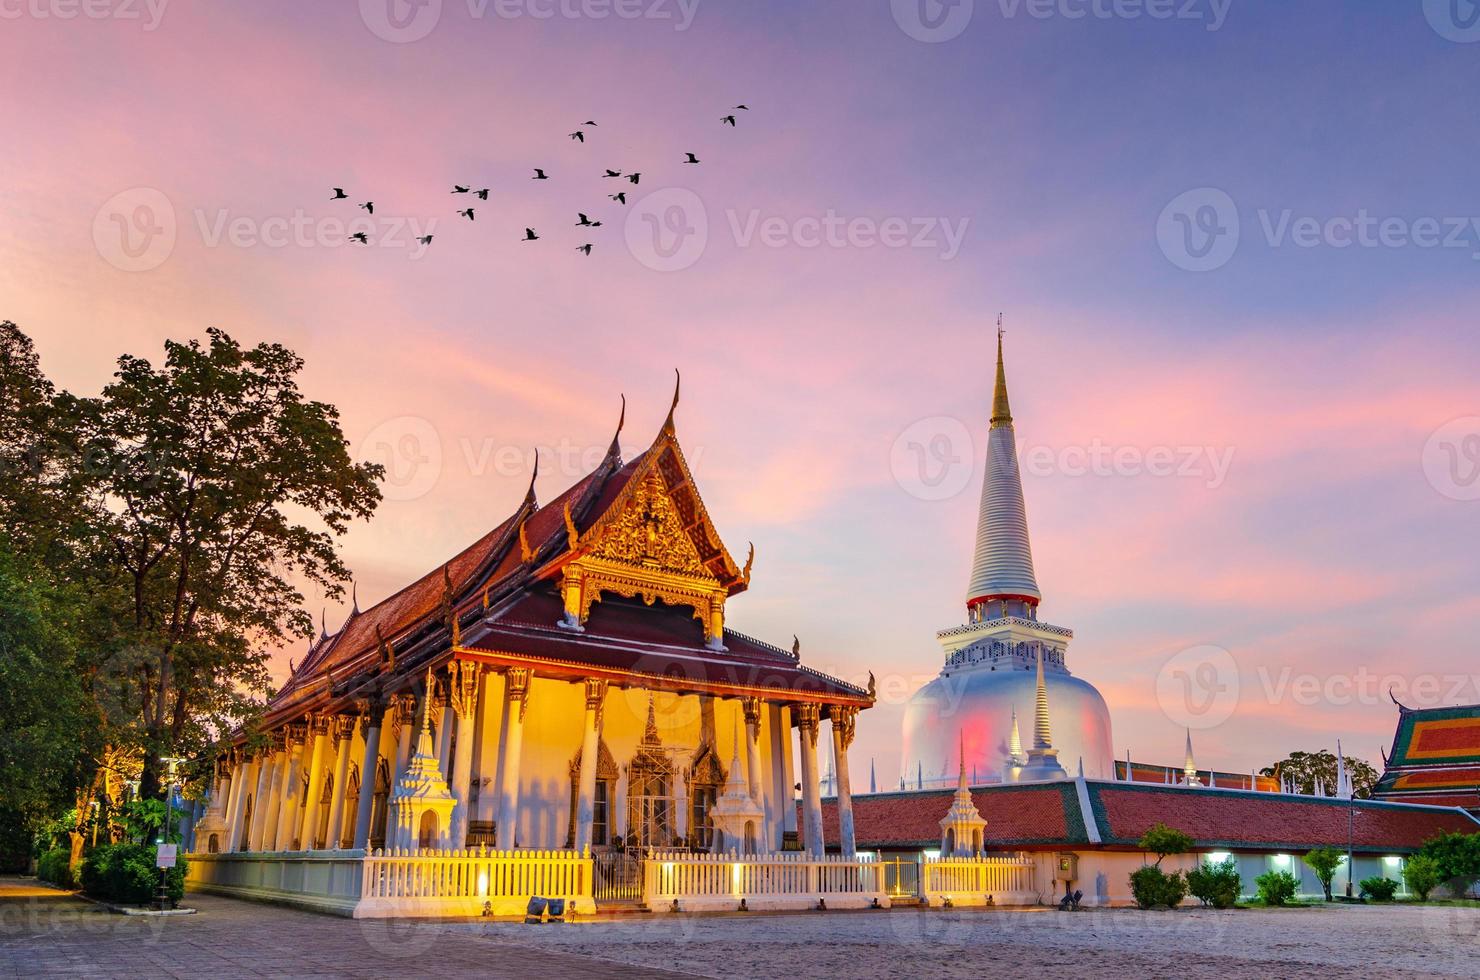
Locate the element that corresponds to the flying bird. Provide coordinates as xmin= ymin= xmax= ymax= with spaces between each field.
xmin=569 ymin=131 xmax=585 ymax=143
xmin=576 ymin=244 xmax=593 ymax=255
xmin=417 ymin=235 xmax=433 ymax=245
xmin=603 ymin=169 xmax=622 ymax=178
xmin=735 ymin=104 xmax=750 ymax=110
xmin=452 ymin=185 xmax=470 ymax=194
xmin=626 ymin=172 xmax=642 ymax=184
xmin=359 ymin=201 xmax=374 ymax=214
xmin=349 ymin=232 xmax=369 ymax=244
xmin=330 ymin=187 xmax=348 ymax=200
xmin=722 ymin=115 xmax=736 ymax=127
xmin=683 ymin=153 xmax=700 ymax=164
xmin=522 ymin=228 xmax=539 ymax=241
xmin=576 ymin=213 xmax=602 ymax=227
xmin=582 ymin=120 xmax=597 ymax=126
xmin=532 ymin=169 xmax=550 ymax=180
xmin=609 ymin=192 xmax=627 ymax=204
xmin=475 ymin=188 xmax=489 ymax=200
xmin=458 ymin=208 xmax=475 ymax=221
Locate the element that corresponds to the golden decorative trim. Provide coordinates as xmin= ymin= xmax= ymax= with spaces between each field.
xmin=449 ymin=660 xmax=480 ymax=721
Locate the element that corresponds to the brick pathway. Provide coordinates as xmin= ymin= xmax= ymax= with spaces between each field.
xmin=0 ymin=878 xmax=694 ymax=978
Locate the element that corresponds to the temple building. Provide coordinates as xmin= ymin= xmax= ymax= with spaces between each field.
xmin=188 ymin=386 xmax=879 ymax=916
xmin=1374 ymin=699 xmax=1480 ymax=814
xmin=900 ymin=332 xmax=1114 ymax=785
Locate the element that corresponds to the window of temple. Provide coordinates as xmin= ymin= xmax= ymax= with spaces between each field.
xmin=370 ymin=757 xmax=390 ymax=850
xmin=945 ymin=828 xmax=956 ymax=854
xmin=239 ymin=795 xmax=253 ymax=852
xmin=342 ymin=762 xmax=360 ymax=849
xmin=744 ymin=820 xmax=757 ymax=854
xmin=626 ymin=751 xmax=675 ymax=850
xmin=688 ymin=745 xmax=725 ymax=851
xmin=315 ymin=771 xmax=333 ymax=849
xmin=567 ymin=740 xmax=619 ymax=848
xmin=208 ymin=833 xmax=219 ymax=854
xmin=972 ymin=829 xmax=982 ymax=854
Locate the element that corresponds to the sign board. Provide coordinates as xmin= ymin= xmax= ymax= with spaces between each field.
xmin=156 ymin=844 xmax=178 ymax=869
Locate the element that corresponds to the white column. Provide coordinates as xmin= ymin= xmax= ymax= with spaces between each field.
xmin=214 ymin=758 xmax=235 ymax=824
xmin=261 ymin=735 xmax=290 ymax=851
xmin=324 ymin=716 xmax=355 ymax=849
xmin=353 ymin=701 xmax=386 ymax=850
xmin=742 ymin=698 xmax=769 ymax=850
xmin=274 ymin=724 xmax=309 ymax=850
xmin=434 ymin=692 xmax=454 ymax=780
xmin=392 ymin=694 xmax=415 ymax=781
xmin=225 ymin=754 xmax=257 ymax=853
xmin=247 ymin=749 xmax=278 ymax=850
xmin=448 ymin=662 xmax=481 ymax=849
xmin=775 ymin=705 xmax=798 ymax=849
xmin=494 ymin=668 xmax=530 ymax=849
xmin=795 ymin=703 xmax=825 ymax=857
xmin=830 ymin=706 xmax=857 ymax=857
xmin=297 ymin=715 xmax=332 ymax=850
xmin=573 ymin=678 xmax=607 ymax=852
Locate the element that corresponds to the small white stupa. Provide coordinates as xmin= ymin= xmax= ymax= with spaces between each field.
xmin=940 ymin=733 xmax=988 ymax=857
xmin=388 ymin=670 xmax=457 ymax=851
xmin=707 ymin=719 xmax=766 ymax=854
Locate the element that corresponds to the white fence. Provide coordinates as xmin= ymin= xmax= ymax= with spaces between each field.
xmin=359 ymin=847 xmax=593 ymax=918
xmin=644 ymin=851 xmax=891 ymax=912
xmin=920 ymin=854 xmax=1038 ymax=907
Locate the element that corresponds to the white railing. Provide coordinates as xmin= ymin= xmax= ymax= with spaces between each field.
xmin=921 ymin=854 xmax=1037 ymax=907
xmin=644 ymin=851 xmax=890 ymax=911
xmin=359 ymin=847 xmax=592 ymax=918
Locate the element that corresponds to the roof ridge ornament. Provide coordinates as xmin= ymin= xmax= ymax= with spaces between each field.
xmin=662 ymin=369 xmax=681 ymax=436
xmin=563 ymin=500 xmax=580 ymax=549
xmin=524 ymin=448 xmax=540 ymax=507
xmin=606 ymin=393 xmax=626 ymax=461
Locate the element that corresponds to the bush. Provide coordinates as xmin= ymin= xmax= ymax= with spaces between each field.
xmin=1130 ymin=865 xmax=1188 ymax=909
xmin=1138 ymin=823 xmax=1194 ymax=865
xmin=1302 ymin=848 xmax=1344 ymax=901
xmin=78 ymin=843 xmax=187 ymax=905
xmin=1359 ymin=876 xmax=1399 ymax=902
xmin=36 ymin=847 xmax=76 ymax=889
xmin=1188 ymin=857 xmax=1242 ymax=909
xmin=1403 ymin=854 xmax=1443 ymax=901
xmin=1256 ymin=869 xmax=1299 ymax=906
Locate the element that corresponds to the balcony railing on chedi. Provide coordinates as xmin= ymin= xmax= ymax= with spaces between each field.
xmin=920 ymin=854 xmax=1038 ymax=908
xmin=643 ymin=851 xmax=891 ymax=912
xmin=187 ymin=848 xmax=595 ymax=918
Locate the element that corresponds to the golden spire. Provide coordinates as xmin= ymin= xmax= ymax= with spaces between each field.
xmin=991 ymin=316 xmax=1013 ymax=428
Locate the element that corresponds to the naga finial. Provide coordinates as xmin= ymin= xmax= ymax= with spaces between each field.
xmin=867 ymin=671 xmax=876 ymax=700
xmin=742 ymin=542 xmax=755 ymax=583
xmin=563 ymin=500 xmax=580 ymax=549
xmin=792 ymin=635 xmax=801 ymax=658
xmin=662 ymin=369 xmax=681 ymax=434
xmin=518 ymin=518 xmax=534 ymax=563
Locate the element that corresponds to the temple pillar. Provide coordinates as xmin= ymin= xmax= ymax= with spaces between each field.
xmin=297 ymin=715 xmax=331 ymax=850
xmin=742 ymin=697 xmax=767 ymax=850
xmin=225 ymin=753 xmax=257 ymax=853
xmin=494 ymin=668 xmax=530 ymax=848
xmin=775 ymin=704 xmax=798 ymax=849
xmin=247 ymin=747 xmax=278 ymax=850
xmin=324 ymin=715 xmax=355 ymax=849
xmin=393 ymin=694 xmax=416 ymax=780
xmin=573 ymin=677 xmax=608 ymax=852
xmin=260 ymin=732 xmax=290 ymax=850
xmin=353 ymin=701 xmax=386 ymax=850
xmin=447 ymin=661 xmax=481 ymax=849
xmin=830 ymin=706 xmax=858 ymax=857
xmin=433 ymin=689 xmax=454 ymax=781
xmin=274 ymin=724 xmax=308 ymax=850
xmin=794 ymin=703 xmax=825 ymax=857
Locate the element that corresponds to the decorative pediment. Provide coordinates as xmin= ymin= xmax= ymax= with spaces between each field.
xmin=568 ymin=739 xmax=619 ymax=781
xmin=689 ymin=743 xmax=727 ymax=787
xmin=587 ymin=472 xmax=710 ymax=576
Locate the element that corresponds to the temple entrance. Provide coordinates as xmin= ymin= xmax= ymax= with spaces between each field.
xmin=593 ymin=850 xmax=645 ymax=905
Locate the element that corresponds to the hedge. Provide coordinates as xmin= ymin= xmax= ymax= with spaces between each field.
xmin=78 ymin=843 xmax=187 ymax=905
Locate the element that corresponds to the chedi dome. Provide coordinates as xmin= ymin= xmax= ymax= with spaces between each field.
xmin=900 ymin=329 xmax=1113 ymax=787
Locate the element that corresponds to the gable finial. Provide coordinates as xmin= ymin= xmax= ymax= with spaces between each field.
xmin=742 ymin=542 xmax=755 ymax=583
xmin=563 ymin=500 xmax=580 ymax=549
xmin=523 ymin=448 xmax=540 ymax=507
xmin=662 ymin=369 xmax=681 ymax=435
xmin=351 ymin=580 xmax=360 ymax=616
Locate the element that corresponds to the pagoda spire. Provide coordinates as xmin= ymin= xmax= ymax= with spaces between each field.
xmin=1033 ymin=648 xmax=1052 ymax=751
xmin=1008 ymin=706 xmax=1025 ymax=763
xmin=965 ymin=324 xmax=1041 ymax=616
xmin=1183 ymin=729 xmax=1202 ymax=787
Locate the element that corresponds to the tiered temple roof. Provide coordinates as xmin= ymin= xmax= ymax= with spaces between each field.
xmin=1374 ymin=701 xmax=1480 ymax=812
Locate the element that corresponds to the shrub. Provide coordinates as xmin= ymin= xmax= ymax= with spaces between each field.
xmin=1403 ymin=854 xmax=1443 ymax=902
xmin=1255 ymin=869 xmax=1299 ymax=906
xmin=1418 ymin=831 xmax=1480 ymax=897
xmin=1138 ymin=823 xmax=1194 ymax=866
xmin=1359 ymin=876 xmax=1399 ymax=902
xmin=1302 ymin=848 xmax=1344 ymax=901
xmin=36 ymin=847 xmax=75 ymax=889
xmin=1130 ymin=865 xmax=1188 ymax=909
xmin=1188 ymin=857 xmax=1242 ymax=909
xmin=79 ymin=843 xmax=187 ymax=905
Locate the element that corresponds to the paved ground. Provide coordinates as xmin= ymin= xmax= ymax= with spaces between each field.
xmin=5 ymin=878 xmax=1480 ymax=979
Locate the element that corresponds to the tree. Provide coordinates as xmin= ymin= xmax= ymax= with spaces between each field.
xmin=1138 ymin=822 xmax=1194 ymax=867
xmin=64 ymin=328 xmax=384 ymax=795
xmin=1418 ymin=832 xmax=1480 ymax=898
xmin=1403 ymin=854 xmax=1443 ymax=901
xmin=1260 ymin=749 xmax=1378 ymax=799
xmin=1303 ymin=847 xmax=1344 ymax=901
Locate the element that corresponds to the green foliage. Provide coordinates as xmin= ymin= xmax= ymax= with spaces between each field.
xmin=1303 ymin=848 xmax=1345 ymax=901
xmin=78 ymin=843 xmax=186 ymax=905
xmin=1418 ymin=832 xmax=1480 ymax=896
xmin=1259 ymin=749 xmax=1378 ymax=799
xmin=118 ymin=799 xmax=184 ymax=846
xmin=1359 ymin=876 xmax=1399 ymax=901
xmin=1187 ymin=857 xmax=1242 ymax=908
xmin=1129 ymin=865 xmax=1188 ymax=909
xmin=1403 ymin=854 xmax=1443 ymax=901
xmin=36 ymin=847 xmax=76 ymax=889
xmin=1256 ymin=869 xmax=1300 ymax=906
xmin=1136 ymin=823 xmax=1194 ymax=866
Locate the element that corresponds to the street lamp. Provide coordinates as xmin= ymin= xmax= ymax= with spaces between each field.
xmin=155 ymin=757 xmax=184 ymax=911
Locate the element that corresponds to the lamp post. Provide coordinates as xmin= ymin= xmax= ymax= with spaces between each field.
xmin=1345 ymin=795 xmax=1355 ymax=899
xmin=155 ymin=757 xmax=184 ymax=911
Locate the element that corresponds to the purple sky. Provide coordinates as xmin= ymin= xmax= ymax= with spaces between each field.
xmin=4 ymin=0 xmax=1480 ymax=783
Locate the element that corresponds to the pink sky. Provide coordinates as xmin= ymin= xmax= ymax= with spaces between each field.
xmin=5 ymin=1 xmax=1480 ymax=785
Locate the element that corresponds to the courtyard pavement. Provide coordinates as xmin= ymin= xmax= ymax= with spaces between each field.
xmin=4 ymin=877 xmax=1480 ymax=979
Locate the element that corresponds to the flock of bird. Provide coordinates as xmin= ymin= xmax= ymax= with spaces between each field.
xmin=327 ymin=105 xmax=750 ymax=256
